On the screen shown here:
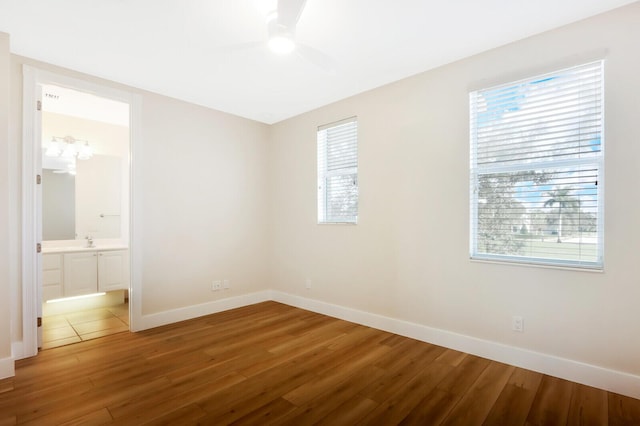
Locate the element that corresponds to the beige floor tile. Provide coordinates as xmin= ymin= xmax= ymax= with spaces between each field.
xmin=41 ymin=336 xmax=82 ymax=349
xmin=107 ymin=304 xmax=129 ymax=317
xmin=80 ymin=325 xmax=130 ymax=341
xmin=66 ymin=309 xmax=115 ymax=325
xmin=43 ymin=325 xmax=77 ymax=342
xmin=42 ymin=315 xmax=69 ymax=330
xmin=72 ymin=316 xmax=128 ymax=335
xmin=41 ymin=303 xmax=129 ymax=349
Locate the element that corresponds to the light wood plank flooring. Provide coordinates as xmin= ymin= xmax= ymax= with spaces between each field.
xmin=1 ymin=301 xmax=639 ymax=425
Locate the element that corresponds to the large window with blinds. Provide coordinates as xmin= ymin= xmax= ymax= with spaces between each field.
xmin=317 ymin=117 xmax=358 ymax=224
xmin=470 ymin=61 xmax=604 ymax=269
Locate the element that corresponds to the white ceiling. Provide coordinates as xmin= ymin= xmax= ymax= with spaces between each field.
xmin=0 ymin=0 xmax=635 ymax=124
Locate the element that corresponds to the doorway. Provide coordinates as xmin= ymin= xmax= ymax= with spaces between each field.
xmin=40 ymin=84 xmax=130 ymax=349
xmin=21 ymin=66 xmax=141 ymax=358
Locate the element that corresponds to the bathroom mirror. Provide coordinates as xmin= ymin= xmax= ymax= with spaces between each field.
xmin=42 ymin=169 xmax=76 ymax=240
xmin=42 ymin=154 xmax=122 ymax=240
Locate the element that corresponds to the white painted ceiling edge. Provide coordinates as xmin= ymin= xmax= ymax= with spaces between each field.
xmin=1 ymin=0 xmax=636 ymax=124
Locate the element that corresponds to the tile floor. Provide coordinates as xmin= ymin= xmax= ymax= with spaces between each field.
xmin=42 ymin=303 xmax=129 ymax=350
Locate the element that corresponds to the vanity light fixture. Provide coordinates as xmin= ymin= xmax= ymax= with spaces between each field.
xmin=45 ymin=135 xmax=94 ymax=160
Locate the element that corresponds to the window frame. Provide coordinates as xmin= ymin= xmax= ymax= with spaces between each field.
xmin=469 ymin=61 xmax=605 ymax=270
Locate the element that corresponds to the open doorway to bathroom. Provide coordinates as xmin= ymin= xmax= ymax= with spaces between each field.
xmin=39 ymin=84 xmax=130 ymax=349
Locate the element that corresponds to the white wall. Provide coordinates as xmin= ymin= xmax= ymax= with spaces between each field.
xmin=0 ymin=32 xmax=15 ymax=378
xmin=3 ymin=2 xmax=640 ymax=398
xmin=138 ymin=91 xmax=270 ymax=314
xmin=269 ymin=2 xmax=640 ymax=380
xmin=8 ymin=55 xmax=271 ymax=347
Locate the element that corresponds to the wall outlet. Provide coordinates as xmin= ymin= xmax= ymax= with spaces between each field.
xmin=212 ymin=280 xmax=222 ymax=291
xmin=512 ymin=315 xmax=524 ymax=332
xmin=223 ymin=279 xmax=230 ymax=289
xmin=305 ymin=278 xmax=312 ymax=289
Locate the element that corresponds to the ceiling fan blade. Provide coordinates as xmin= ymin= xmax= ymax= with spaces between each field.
xmin=277 ymin=0 xmax=307 ymax=28
xmin=296 ymin=44 xmax=337 ymax=75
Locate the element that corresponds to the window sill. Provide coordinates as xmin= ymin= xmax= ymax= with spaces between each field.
xmin=470 ymin=257 xmax=604 ymax=273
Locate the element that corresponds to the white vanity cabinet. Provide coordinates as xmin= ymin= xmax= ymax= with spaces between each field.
xmin=42 ymin=248 xmax=129 ymax=301
xmin=63 ymin=252 xmax=98 ymax=297
xmin=97 ymin=250 xmax=129 ymax=292
xmin=42 ymin=254 xmax=64 ymax=301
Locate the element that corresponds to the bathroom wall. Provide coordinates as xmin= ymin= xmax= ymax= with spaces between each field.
xmin=42 ymin=111 xmax=130 ymax=242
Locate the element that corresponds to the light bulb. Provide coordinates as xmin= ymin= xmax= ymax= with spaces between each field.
xmin=61 ymin=143 xmax=76 ymax=158
xmin=77 ymin=142 xmax=93 ymax=160
xmin=45 ymin=138 xmax=61 ymax=157
xmin=268 ymin=35 xmax=295 ymax=55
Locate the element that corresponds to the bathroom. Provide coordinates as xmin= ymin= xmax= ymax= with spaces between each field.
xmin=39 ymin=84 xmax=131 ymax=349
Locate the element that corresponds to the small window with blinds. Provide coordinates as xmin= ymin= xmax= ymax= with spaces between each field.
xmin=317 ymin=117 xmax=358 ymax=224
xmin=470 ymin=61 xmax=604 ymax=269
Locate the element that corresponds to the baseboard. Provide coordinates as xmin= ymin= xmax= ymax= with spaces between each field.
xmin=139 ymin=291 xmax=272 ymax=330
xmin=0 ymin=356 xmax=15 ymax=380
xmin=11 ymin=341 xmax=24 ymax=361
xmin=15 ymin=288 xmax=638 ymax=399
xmin=270 ymin=290 xmax=640 ymax=400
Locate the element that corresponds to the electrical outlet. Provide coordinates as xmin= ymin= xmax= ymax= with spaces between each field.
xmin=212 ymin=280 xmax=222 ymax=291
xmin=223 ymin=279 xmax=230 ymax=289
xmin=512 ymin=316 xmax=524 ymax=332
xmin=305 ymin=278 xmax=312 ymax=289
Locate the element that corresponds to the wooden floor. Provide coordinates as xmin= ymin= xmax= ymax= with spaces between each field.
xmin=1 ymin=301 xmax=639 ymax=425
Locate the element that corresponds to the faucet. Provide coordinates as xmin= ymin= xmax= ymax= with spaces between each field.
xmin=85 ymin=235 xmax=94 ymax=248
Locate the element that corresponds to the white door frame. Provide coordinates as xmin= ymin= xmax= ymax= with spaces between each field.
xmin=21 ymin=65 xmax=143 ymax=358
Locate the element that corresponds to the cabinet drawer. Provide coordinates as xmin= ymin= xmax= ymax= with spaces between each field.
xmin=43 ymin=254 xmax=62 ymax=270
xmin=43 ymin=269 xmax=62 ymax=286
xmin=43 ymin=286 xmax=62 ymax=301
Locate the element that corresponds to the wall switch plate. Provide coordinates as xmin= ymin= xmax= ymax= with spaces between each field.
xmin=223 ymin=279 xmax=230 ymax=289
xmin=212 ymin=280 xmax=222 ymax=291
xmin=512 ymin=316 xmax=524 ymax=332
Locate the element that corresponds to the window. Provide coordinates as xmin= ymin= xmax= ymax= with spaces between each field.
xmin=317 ymin=117 xmax=358 ymax=224
xmin=470 ymin=61 xmax=604 ymax=269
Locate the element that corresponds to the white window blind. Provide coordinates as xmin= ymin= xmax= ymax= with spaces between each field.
xmin=317 ymin=117 xmax=358 ymax=224
xmin=470 ymin=61 xmax=604 ymax=269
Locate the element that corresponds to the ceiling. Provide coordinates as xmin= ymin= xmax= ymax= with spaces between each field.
xmin=0 ymin=0 xmax=635 ymax=124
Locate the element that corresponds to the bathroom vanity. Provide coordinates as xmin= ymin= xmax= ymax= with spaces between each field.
xmin=42 ymin=244 xmax=129 ymax=301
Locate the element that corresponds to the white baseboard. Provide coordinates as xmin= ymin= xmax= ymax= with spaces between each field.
xmin=11 ymin=341 xmax=24 ymax=361
xmin=15 ymin=288 xmax=637 ymax=399
xmin=0 ymin=356 xmax=15 ymax=380
xmin=270 ymin=290 xmax=640 ymax=400
xmin=139 ymin=291 xmax=272 ymax=330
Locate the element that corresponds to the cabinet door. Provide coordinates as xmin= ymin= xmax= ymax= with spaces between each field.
xmin=63 ymin=252 xmax=98 ymax=297
xmin=98 ymin=250 xmax=129 ymax=292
